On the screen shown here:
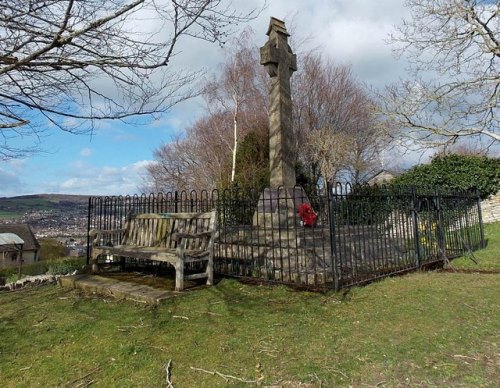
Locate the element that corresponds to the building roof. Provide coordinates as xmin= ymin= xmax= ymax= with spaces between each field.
xmin=367 ymin=169 xmax=400 ymax=185
xmin=0 ymin=233 xmax=24 ymax=245
xmin=0 ymin=224 xmax=40 ymax=250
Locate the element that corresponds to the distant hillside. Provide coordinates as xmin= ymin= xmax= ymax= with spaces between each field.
xmin=0 ymin=194 xmax=89 ymax=219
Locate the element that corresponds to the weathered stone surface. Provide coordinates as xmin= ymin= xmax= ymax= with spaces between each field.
xmin=59 ymin=274 xmax=175 ymax=305
xmin=260 ymin=17 xmax=297 ymax=188
xmin=215 ymin=222 xmax=420 ymax=288
xmin=0 ymin=273 xmax=67 ymax=291
xmin=255 ymin=18 xmax=310 ymax=227
xmin=215 ymin=225 xmax=335 ymax=286
xmin=253 ymin=187 xmax=309 ymax=228
xmin=481 ymin=191 xmax=500 ymax=223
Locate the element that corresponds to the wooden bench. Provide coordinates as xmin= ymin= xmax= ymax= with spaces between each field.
xmin=90 ymin=211 xmax=216 ymax=291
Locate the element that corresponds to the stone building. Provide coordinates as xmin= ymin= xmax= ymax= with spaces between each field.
xmin=0 ymin=224 xmax=40 ymax=269
xmin=367 ymin=169 xmax=399 ymax=185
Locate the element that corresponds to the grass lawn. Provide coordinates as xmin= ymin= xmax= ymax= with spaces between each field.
xmin=0 ymin=222 xmax=498 ymax=386
xmin=0 ymin=272 xmax=498 ymax=387
xmin=451 ymin=221 xmax=500 ymax=271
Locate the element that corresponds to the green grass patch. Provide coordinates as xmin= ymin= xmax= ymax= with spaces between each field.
xmin=0 ymin=195 xmax=88 ymax=215
xmin=451 ymin=221 xmax=500 ymax=271
xmin=0 ymin=197 xmax=56 ymax=213
xmin=0 ymin=211 xmax=24 ymax=219
xmin=0 ymin=272 xmax=498 ymax=387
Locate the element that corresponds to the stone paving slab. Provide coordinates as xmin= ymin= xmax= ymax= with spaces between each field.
xmin=59 ymin=274 xmax=176 ymax=305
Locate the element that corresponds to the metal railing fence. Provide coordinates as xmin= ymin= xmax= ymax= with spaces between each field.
xmin=87 ymin=184 xmax=484 ymax=290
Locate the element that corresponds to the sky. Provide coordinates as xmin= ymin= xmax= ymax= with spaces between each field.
xmin=1 ymin=0 xmax=421 ymax=197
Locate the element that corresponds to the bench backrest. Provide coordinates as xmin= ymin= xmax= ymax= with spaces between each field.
xmin=121 ymin=212 xmax=216 ymax=250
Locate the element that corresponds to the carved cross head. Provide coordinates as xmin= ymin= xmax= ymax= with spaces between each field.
xmin=260 ymin=17 xmax=297 ymax=78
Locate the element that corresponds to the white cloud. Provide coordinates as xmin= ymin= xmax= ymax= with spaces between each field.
xmin=6 ymin=1 xmax=427 ymax=197
xmin=0 ymin=165 xmax=24 ymax=197
xmin=0 ymin=159 xmax=32 ymax=197
xmin=263 ymin=0 xmax=409 ymax=87
xmin=80 ymin=148 xmax=92 ymax=157
xmin=381 ymin=146 xmax=435 ymax=172
xmin=4 ymin=158 xmax=26 ymax=172
xmin=153 ymin=0 xmax=411 ymax=133
xmin=58 ymin=160 xmax=154 ymax=196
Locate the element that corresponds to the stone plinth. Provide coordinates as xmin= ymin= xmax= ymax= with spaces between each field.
xmin=214 ymin=225 xmax=334 ymax=286
xmin=252 ymin=186 xmax=309 ymax=228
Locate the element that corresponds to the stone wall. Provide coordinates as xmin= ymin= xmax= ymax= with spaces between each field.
xmin=481 ymin=191 xmax=500 ymax=224
xmin=0 ymin=250 xmax=37 ymax=269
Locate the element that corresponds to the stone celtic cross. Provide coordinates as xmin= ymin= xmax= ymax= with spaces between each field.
xmin=260 ymin=17 xmax=297 ymax=188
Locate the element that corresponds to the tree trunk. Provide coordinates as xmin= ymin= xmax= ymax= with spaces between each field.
xmin=231 ymin=100 xmax=239 ymax=183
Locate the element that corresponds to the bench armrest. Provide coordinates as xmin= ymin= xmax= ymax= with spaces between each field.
xmin=173 ymin=231 xmax=214 ymax=258
xmin=90 ymin=228 xmax=126 ymax=246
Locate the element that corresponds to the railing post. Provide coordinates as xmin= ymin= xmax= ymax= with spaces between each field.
xmin=435 ymin=194 xmax=446 ymax=264
xmin=476 ymin=191 xmax=485 ymax=248
xmin=86 ymin=196 xmax=92 ymax=266
xmin=327 ymin=182 xmax=340 ymax=291
xmin=411 ymin=187 xmax=422 ymax=268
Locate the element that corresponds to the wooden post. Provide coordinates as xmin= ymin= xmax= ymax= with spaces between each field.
xmin=175 ymin=261 xmax=184 ymax=291
xmin=17 ymin=244 xmax=24 ymax=280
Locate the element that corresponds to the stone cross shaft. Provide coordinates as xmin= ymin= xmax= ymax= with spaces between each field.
xmin=260 ymin=17 xmax=297 ymax=188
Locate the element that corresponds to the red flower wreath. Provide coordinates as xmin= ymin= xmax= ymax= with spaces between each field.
xmin=297 ymin=203 xmax=317 ymax=227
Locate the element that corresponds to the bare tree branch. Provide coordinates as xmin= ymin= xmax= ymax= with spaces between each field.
xmin=294 ymin=53 xmax=387 ymax=184
xmin=0 ymin=0 xmax=262 ymax=159
xmin=143 ymin=33 xmax=386 ymax=192
xmin=381 ymin=0 xmax=499 ymax=149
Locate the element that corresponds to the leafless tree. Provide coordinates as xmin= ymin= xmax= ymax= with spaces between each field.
xmin=0 ymin=0 xmax=261 ymax=159
xmin=382 ymin=0 xmax=499 ymax=149
xmin=144 ymin=29 xmax=268 ymax=192
xmin=294 ymin=53 xmax=387 ymax=184
xmin=145 ymin=37 xmax=386 ymax=192
xmin=142 ymin=111 xmax=233 ymax=192
xmin=344 ymin=93 xmax=389 ymax=184
xmin=437 ymin=139 xmax=492 ymax=156
xmin=305 ymin=128 xmax=354 ymax=185
xmin=144 ymin=136 xmax=197 ymax=193
xmin=203 ymin=28 xmax=267 ymax=183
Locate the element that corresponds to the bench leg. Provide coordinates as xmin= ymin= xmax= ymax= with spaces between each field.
xmin=206 ymin=257 xmax=214 ymax=286
xmin=91 ymin=255 xmax=99 ymax=274
xmin=175 ymin=261 xmax=184 ymax=291
xmin=119 ymin=256 xmax=125 ymax=271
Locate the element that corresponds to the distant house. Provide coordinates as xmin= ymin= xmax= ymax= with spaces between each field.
xmin=0 ymin=224 xmax=40 ymax=269
xmin=366 ymin=169 xmax=399 ymax=186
